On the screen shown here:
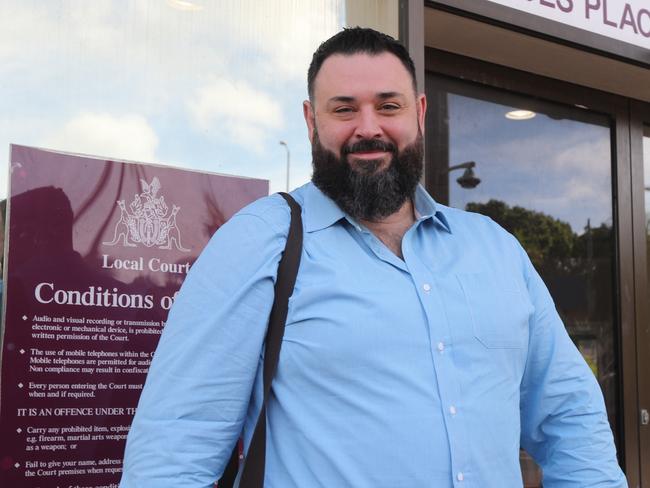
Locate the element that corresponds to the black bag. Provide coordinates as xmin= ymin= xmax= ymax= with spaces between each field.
xmin=218 ymin=192 xmax=303 ymax=488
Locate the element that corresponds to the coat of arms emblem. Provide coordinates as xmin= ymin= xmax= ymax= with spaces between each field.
xmin=103 ymin=177 xmax=189 ymax=252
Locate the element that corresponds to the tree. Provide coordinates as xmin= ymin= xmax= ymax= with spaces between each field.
xmin=465 ymin=200 xmax=575 ymax=269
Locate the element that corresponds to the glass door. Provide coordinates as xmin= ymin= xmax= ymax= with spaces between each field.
xmin=426 ymin=73 xmax=621 ymax=487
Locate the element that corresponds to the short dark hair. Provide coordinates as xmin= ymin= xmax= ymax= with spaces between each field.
xmin=307 ymin=27 xmax=417 ymax=101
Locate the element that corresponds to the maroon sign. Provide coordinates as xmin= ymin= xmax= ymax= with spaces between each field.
xmin=0 ymin=145 xmax=268 ymax=487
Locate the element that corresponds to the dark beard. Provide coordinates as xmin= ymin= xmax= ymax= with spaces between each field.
xmin=311 ymin=131 xmax=423 ymax=221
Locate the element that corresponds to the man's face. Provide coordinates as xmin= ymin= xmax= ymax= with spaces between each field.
xmin=303 ymin=51 xmax=427 ymax=220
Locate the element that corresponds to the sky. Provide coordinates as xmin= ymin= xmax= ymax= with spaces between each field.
xmin=0 ymin=0 xmax=346 ymax=199
xmin=444 ymin=91 xmax=614 ymax=234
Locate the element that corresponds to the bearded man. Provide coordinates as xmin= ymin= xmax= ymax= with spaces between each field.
xmin=121 ymin=28 xmax=627 ymax=488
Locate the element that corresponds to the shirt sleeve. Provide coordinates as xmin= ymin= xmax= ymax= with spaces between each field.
xmin=517 ymin=242 xmax=628 ymax=487
xmin=120 ymin=205 xmax=289 ymax=488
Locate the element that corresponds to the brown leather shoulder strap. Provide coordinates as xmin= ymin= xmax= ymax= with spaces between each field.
xmin=235 ymin=192 xmax=303 ymax=488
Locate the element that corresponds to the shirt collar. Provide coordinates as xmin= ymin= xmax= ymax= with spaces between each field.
xmin=302 ymin=182 xmax=452 ymax=234
xmin=303 ymin=182 xmax=347 ymax=233
xmin=413 ymin=184 xmax=452 ymax=233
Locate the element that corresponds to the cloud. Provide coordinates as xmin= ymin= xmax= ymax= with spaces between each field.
xmin=0 ymin=1 xmax=341 ymax=84
xmin=515 ymin=136 xmax=613 ymax=231
xmin=42 ymin=112 xmax=159 ymax=163
xmin=0 ymin=1 xmax=115 ymax=67
xmin=242 ymin=1 xmax=342 ymax=82
xmin=0 ymin=1 xmax=344 ymax=197
xmin=451 ymin=120 xmax=615 ymax=231
xmin=188 ymin=78 xmax=284 ymax=153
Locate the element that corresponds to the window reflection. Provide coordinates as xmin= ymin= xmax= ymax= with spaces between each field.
xmin=0 ymin=1 xmax=398 ymax=199
xmin=426 ymin=75 xmax=619 ymax=486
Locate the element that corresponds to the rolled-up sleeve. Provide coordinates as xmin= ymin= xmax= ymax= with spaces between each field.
xmin=120 ymin=202 xmax=289 ymax=488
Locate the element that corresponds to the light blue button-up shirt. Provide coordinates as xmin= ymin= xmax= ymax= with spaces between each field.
xmin=121 ymin=182 xmax=627 ymax=488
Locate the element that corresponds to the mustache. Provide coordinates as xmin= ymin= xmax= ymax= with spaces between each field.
xmin=342 ymin=139 xmax=396 ymax=156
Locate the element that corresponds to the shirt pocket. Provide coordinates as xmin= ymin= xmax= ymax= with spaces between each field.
xmin=456 ymin=272 xmax=534 ymax=349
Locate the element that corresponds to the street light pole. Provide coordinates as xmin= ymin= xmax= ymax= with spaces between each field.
xmin=444 ymin=161 xmax=480 ymax=189
xmin=279 ymin=141 xmax=290 ymax=192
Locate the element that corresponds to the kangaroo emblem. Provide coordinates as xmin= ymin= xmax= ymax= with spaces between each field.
xmin=103 ymin=200 xmax=137 ymax=247
xmin=103 ymin=177 xmax=189 ymax=252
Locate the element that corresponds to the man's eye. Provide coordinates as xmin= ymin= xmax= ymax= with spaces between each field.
xmin=380 ymin=103 xmax=400 ymax=111
xmin=334 ymin=106 xmax=354 ymax=114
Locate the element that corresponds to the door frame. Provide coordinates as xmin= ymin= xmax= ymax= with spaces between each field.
xmin=631 ymin=99 xmax=650 ymax=487
xmin=424 ymin=47 xmax=643 ymax=486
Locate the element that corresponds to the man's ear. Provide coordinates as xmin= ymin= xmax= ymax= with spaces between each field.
xmin=303 ymin=100 xmax=316 ymax=143
xmin=416 ymin=94 xmax=427 ymax=134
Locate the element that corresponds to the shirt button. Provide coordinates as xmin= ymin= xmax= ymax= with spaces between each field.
xmin=437 ymin=342 xmax=445 ymax=352
xmin=422 ymin=283 xmax=431 ymax=292
xmin=457 ymin=472 xmax=464 ymax=481
xmin=449 ymin=405 xmax=457 ymax=415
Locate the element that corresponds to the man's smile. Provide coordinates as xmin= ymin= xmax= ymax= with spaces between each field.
xmin=348 ymin=149 xmax=390 ymax=160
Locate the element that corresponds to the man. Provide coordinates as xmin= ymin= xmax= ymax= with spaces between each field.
xmin=121 ymin=28 xmax=627 ymax=487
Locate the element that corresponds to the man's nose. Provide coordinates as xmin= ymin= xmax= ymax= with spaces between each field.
xmin=353 ymin=107 xmax=382 ymax=139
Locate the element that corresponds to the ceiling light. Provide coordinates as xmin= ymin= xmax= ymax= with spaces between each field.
xmin=505 ymin=109 xmax=536 ymax=120
xmin=167 ymin=0 xmax=204 ymax=11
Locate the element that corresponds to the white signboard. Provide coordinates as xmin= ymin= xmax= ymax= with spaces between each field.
xmin=484 ymin=0 xmax=650 ymax=49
